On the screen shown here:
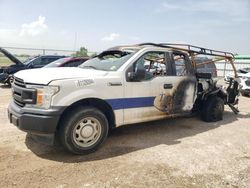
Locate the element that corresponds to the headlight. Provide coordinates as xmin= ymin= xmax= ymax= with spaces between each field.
xmin=26 ymin=85 xmax=60 ymax=109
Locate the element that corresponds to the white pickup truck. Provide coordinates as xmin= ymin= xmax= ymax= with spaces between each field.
xmin=8 ymin=43 xmax=240 ymax=154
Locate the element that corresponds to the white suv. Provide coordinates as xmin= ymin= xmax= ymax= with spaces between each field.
xmin=239 ymin=72 xmax=250 ymax=96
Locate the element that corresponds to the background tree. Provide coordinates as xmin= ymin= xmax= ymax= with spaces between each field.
xmin=72 ymin=47 xmax=88 ymax=57
xmin=90 ymin=52 xmax=97 ymax=57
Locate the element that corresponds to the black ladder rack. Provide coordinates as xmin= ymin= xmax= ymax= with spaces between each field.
xmin=137 ymin=43 xmax=234 ymax=59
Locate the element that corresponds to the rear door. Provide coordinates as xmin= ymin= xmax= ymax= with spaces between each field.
xmin=154 ymin=51 xmax=197 ymax=114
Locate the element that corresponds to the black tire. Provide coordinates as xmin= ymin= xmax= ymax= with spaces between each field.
xmin=7 ymin=75 xmax=14 ymax=86
xmin=59 ymin=106 xmax=109 ymax=154
xmin=240 ymin=90 xmax=248 ymax=97
xmin=201 ymin=96 xmax=224 ymax=122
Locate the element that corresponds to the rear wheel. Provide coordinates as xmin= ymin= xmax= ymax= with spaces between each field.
xmin=201 ymin=96 xmax=224 ymax=122
xmin=240 ymin=90 xmax=248 ymax=96
xmin=59 ymin=106 xmax=109 ymax=154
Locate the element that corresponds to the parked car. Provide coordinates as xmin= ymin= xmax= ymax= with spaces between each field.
xmin=224 ymin=67 xmax=250 ymax=82
xmin=44 ymin=57 xmax=89 ymax=68
xmin=238 ymin=72 xmax=250 ymax=96
xmin=0 ymin=47 xmax=65 ymax=85
xmin=8 ymin=43 xmax=240 ymax=154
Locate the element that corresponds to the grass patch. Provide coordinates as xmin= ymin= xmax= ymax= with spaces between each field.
xmin=0 ymin=56 xmax=28 ymax=66
xmin=0 ymin=57 xmax=13 ymax=66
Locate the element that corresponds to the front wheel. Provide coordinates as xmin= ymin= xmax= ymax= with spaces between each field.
xmin=7 ymin=75 xmax=14 ymax=86
xmin=201 ymin=96 xmax=224 ymax=122
xmin=59 ymin=106 xmax=109 ymax=154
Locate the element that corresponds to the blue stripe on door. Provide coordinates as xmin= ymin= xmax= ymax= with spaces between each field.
xmin=106 ymin=97 xmax=155 ymax=110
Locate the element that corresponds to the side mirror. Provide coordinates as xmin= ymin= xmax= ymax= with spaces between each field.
xmin=128 ymin=63 xmax=146 ymax=81
xmin=128 ymin=72 xmax=136 ymax=81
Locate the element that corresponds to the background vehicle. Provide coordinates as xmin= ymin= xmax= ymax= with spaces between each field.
xmin=144 ymin=63 xmax=158 ymax=74
xmin=144 ymin=59 xmax=166 ymax=75
xmin=224 ymin=67 xmax=250 ymax=82
xmin=44 ymin=57 xmax=89 ymax=68
xmin=0 ymin=47 xmax=65 ymax=85
xmin=8 ymin=43 xmax=240 ymax=154
xmin=195 ymin=57 xmax=217 ymax=77
xmin=238 ymin=72 xmax=250 ymax=96
xmin=23 ymin=55 xmax=66 ymax=68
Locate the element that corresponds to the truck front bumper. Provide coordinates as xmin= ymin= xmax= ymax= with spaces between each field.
xmin=8 ymin=101 xmax=65 ymax=144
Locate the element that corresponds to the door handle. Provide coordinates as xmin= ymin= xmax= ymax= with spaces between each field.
xmin=164 ymin=84 xmax=173 ymax=89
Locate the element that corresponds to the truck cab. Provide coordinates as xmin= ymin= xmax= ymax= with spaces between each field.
xmin=8 ymin=43 xmax=240 ymax=154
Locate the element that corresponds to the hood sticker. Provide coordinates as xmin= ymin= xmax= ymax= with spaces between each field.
xmin=75 ymin=79 xmax=94 ymax=87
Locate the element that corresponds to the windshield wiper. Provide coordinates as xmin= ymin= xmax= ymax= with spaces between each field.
xmin=82 ymin=65 xmax=97 ymax=69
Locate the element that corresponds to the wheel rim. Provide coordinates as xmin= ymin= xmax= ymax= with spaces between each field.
xmin=211 ymin=101 xmax=223 ymax=120
xmin=8 ymin=76 xmax=14 ymax=84
xmin=73 ymin=117 xmax=102 ymax=148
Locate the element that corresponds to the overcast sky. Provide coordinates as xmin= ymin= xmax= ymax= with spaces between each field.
xmin=0 ymin=0 xmax=249 ymax=54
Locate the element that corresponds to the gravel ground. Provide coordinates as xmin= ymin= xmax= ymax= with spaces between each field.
xmin=0 ymin=84 xmax=250 ymax=188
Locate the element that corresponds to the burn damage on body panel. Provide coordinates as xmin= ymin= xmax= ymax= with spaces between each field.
xmin=154 ymin=77 xmax=196 ymax=114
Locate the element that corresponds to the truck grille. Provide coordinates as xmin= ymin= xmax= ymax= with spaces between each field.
xmin=14 ymin=77 xmax=25 ymax=88
xmin=12 ymin=77 xmax=37 ymax=107
xmin=245 ymin=79 xmax=250 ymax=86
xmin=14 ymin=97 xmax=25 ymax=107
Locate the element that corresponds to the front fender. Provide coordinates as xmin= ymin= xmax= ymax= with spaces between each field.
xmin=52 ymin=88 xmax=99 ymax=106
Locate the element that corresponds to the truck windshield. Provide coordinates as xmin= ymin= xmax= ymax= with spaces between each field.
xmin=79 ymin=50 xmax=135 ymax=71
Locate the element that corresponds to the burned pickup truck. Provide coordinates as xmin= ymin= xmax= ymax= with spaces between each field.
xmin=8 ymin=43 xmax=240 ymax=154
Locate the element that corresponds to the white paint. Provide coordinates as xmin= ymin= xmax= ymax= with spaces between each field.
xmin=14 ymin=46 xmax=198 ymax=127
xmin=182 ymin=83 xmax=196 ymax=111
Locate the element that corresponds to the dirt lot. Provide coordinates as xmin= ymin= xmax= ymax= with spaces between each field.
xmin=0 ymin=84 xmax=250 ymax=188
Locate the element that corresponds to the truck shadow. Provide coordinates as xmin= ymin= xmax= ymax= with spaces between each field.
xmin=242 ymin=95 xmax=250 ymax=98
xmin=25 ymin=110 xmax=250 ymax=163
xmin=0 ymin=84 xmax=11 ymax=89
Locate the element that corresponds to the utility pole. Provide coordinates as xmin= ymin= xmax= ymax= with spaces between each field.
xmin=73 ymin=32 xmax=77 ymax=51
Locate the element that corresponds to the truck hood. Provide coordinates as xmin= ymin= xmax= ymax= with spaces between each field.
xmin=0 ymin=47 xmax=23 ymax=65
xmin=14 ymin=67 xmax=108 ymax=85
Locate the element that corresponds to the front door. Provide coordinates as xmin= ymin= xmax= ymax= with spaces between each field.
xmin=123 ymin=51 xmax=169 ymax=124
